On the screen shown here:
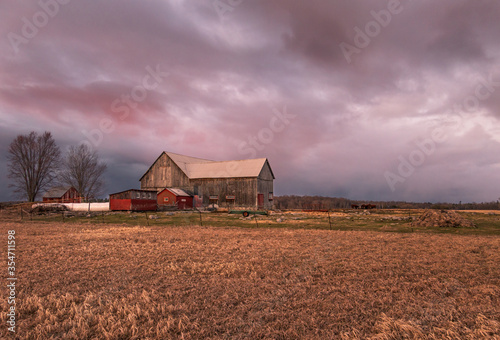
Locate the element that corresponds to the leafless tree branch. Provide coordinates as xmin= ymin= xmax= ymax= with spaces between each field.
xmin=7 ymin=131 xmax=61 ymax=202
xmin=59 ymin=144 xmax=107 ymax=201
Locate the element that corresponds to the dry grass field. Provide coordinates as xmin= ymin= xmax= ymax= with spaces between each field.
xmin=1 ymin=219 xmax=499 ymax=339
xmin=3 ymin=205 xmax=500 ymax=235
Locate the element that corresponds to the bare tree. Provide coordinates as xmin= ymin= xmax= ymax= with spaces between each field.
xmin=7 ymin=131 xmax=61 ymax=202
xmin=59 ymin=144 xmax=107 ymax=201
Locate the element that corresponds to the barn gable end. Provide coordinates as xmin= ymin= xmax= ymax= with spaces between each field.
xmin=257 ymin=160 xmax=274 ymax=208
xmin=258 ymin=160 xmax=275 ymax=181
xmin=140 ymin=152 xmax=191 ymax=191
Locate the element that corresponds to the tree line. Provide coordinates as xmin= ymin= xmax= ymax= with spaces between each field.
xmin=7 ymin=131 xmax=106 ymax=202
xmin=274 ymin=195 xmax=500 ymax=210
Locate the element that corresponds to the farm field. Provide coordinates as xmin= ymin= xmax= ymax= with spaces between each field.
xmin=3 ymin=204 xmax=500 ymax=235
xmin=1 ymin=216 xmax=499 ymax=339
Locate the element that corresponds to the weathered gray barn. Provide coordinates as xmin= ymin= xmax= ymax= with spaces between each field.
xmin=139 ymin=152 xmax=275 ymax=209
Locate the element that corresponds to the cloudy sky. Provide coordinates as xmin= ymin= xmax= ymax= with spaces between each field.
xmin=1 ymin=0 xmax=500 ymax=203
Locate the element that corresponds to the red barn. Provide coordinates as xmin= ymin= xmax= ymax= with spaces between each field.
xmin=109 ymin=189 xmax=158 ymax=211
xmin=158 ymin=188 xmax=193 ymax=210
xmin=43 ymin=186 xmax=81 ymax=203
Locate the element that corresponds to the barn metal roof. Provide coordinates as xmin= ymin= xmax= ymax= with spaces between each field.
xmin=164 ymin=188 xmax=191 ymax=196
xmin=110 ymin=189 xmax=158 ymax=196
xmin=165 ymin=152 xmax=272 ymax=179
xmin=167 ymin=152 xmax=213 ymax=166
xmin=166 ymin=152 xmax=213 ymax=176
xmin=43 ymin=186 xmax=74 ymax=198
xmin=185 ymin=159 xmax=268 ymax=179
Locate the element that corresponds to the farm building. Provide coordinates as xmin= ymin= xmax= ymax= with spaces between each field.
xmin=140 ymin=152 xmax=275 ymax=209
xmin=158 ymin=188 xmax=193 ymax=210
xmin=43 ymin=186 xmax=81 ymax=203
xmin=109 ymin=189 xmax=158 ymax=211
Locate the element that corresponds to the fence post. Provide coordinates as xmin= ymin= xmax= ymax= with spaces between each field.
xmin=20 ymin=207 xmax=23 ymax=220
xmin=199 ymin=210 xmax=203 ymax=227
xmin=328 ymin=210 xmax=332 ymax=230
xmin=254 ymin=213 xmax=259 ymax=227
xmin=145 ymin=212 xmax=149 ymax=226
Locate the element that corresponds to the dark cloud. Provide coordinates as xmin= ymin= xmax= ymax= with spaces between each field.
xmin=1 ymin=0 xmax=499 ymax=203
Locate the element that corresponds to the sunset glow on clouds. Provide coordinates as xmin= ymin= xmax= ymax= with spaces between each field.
xmin=1 ymin=0 xmax=500 ymax=202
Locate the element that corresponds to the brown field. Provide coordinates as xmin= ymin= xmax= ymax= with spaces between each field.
xmin=461 ymin=210 xmax=500 ymax=215
xmin=1 ymin=221 xmax=499 ymax=339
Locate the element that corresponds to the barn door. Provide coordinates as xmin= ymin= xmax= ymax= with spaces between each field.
xmin=178 ymin=199 xmax=186 ymax=210
xmin=257 ymin=194 xmax=264 ymax=208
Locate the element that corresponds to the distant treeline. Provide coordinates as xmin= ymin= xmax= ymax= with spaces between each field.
xmin=274 ymin=195 xmax=500 ymax=210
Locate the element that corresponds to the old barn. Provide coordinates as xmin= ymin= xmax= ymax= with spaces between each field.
xmin=140 ymin=152 xmax=275 ymax=209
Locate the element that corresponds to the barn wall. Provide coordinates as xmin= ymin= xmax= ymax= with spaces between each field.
xmin=110 ymin=199 xmax=157 ymax=211
xmin=110 ymin=199 xmax=132 ymax=211
xmin=158 ymin=190 xmax=177 ymax=206
xmin=110 ymin=191 xmax=132 ymax=200
xmin=176 ymin=196 xmax=193 ymax=210
xmin=63 ymin=188 xmax=80 ymax=203
xmin=257 ymin=162 xmax=274 ymax=209
xmin=130 ymin=199 xmax=157 ymax=211
xmin=259 ymin=162 xmax=274 ymax=180
xmin=257 ymin=178 xmax=274 ymax=209
xmin=191 ymin=177 xmax=258 ymax=208
xmin=170 ymin=160 xmax=190 ymax=188
xmin=140 ymin=153 xmax=190 ymax=191
xmin=43 ymin=198 xmax=61 ymax=203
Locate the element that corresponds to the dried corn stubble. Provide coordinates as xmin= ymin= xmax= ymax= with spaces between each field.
xmin=0 ymin=222 xmax=498 ymax=339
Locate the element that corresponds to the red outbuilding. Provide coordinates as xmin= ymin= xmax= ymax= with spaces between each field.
xmin=109 ymin=189 xmax=158 ymax=211
xmin=43 ymin=186 xmax=81 ymax=203
xmin=157 ymin=188 xmax=193 ymax=210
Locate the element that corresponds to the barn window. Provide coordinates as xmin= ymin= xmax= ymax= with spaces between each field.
xmin=148 ymin=193 xmax=152 ymax=199
xmin=136 ymin=192 xmax=141 ymax=199
xmin=269 ymin=192 xmax=274 ymax=200
xmin=164 ymin=197 xmax=169 ymax=202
